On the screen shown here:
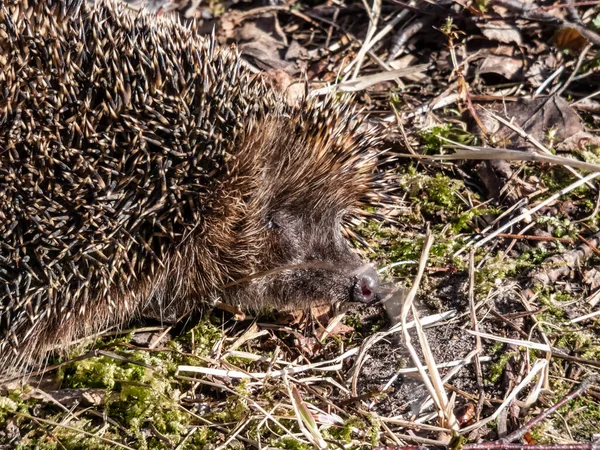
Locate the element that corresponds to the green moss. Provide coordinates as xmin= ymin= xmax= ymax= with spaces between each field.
xmin=2 ymin=315 xmax=233 ymax=449
xmin=17 ymin=433 xmax=115 ymax=450
xmin=533 ymin=287 xmax=573 ymax=324
xmin=488 ymin=349 xmax=516 ymax=384
xmin=0 ymin=396 xmax=20 ymax=423
xmin=275 ymin=437 xmax=313 ymax=450
xmin=184 ymin=427 xmax=219 ymax=448
xmin=225 ymin=354 xmax=258 ymax=368
xmin=517 ymin=247 xmax=552 ymax=266
xmin=323 ymin=415 xmax=379 ymax=447
xmin=396 ymin=171 xmax=487 ymax=235
xmin=404 ymin=173 xmax=464 ymax=215
xmin=419 ymin=124 xmax=477 ymax=154
xmin=364 ymin=413 xmax=380 ymax=447
xmin=54 ymin=350 xmax=189 ymax=446
xmin=554 ymin=331 xmax=600 ymax=360
xmin=535 ymin=216 xmax=574 ymax=239
xmin=176 ymin=315 xmax=224 ymax=357
xmin=471 ymin=245 xmax=565 ymax=299
xmin=207 ymin=395 xmax=248 ymax=423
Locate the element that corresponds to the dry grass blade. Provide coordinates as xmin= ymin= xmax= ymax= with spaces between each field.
xmin=467 ymin=330 xmax=552 ymax=352
xmin=412 ymin=305 xmax=459 ymax=430
xmin=571 ymin=310 xmax=600 ymax=323
xmin=226 ymin=321 xmax=263 ymax=351
xmin=318 ymin=311 xmax=346 ymax=342
xmin=420 ymin=136 xmax=600 ymax=174
xmin=287 ymin=383 xmax=328 ymax=449
xmin=178 ymin=352 xmax=345 ymax=378
xmin=468 ymin=250 xmax=485 ymax=420
xmin=311 ymin=65 xmax=429 ymax=96
xmin=395 ymin=225 xmax=458 ymax=430
xmin=416 ymin=348 xmax=485 ymax=417
xmin=400 ymin=225 xmax=434 ymax=323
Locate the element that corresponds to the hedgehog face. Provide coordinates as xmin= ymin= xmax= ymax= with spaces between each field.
xmin=222 ymin=206 xmax=380 ymax=311
xmin=219 ymin=116 xmax=382 ymax=311
xmin=264 ymin=208 xmax=379 ymax=308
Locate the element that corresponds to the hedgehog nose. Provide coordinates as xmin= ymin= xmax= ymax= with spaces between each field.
xmin=351 ymin=266 xmax=379 ymax=303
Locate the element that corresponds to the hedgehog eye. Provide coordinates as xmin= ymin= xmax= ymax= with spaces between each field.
xmin=266 ymin=216 xmax=280 ymax=230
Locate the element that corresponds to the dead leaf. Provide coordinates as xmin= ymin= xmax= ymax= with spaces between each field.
xmin=473 ymin=97 xmax=584 ymax=149
xmin=557 ymin=131 xmax=600 ymax=153
xmin=479 ymin=55 xmax=524 ymax=81
xmin=309 ymin=304 xmax=334 ymax=324
xmin=553 ymin=27 xmax=588 ymax=53
xmin=294 ymin=335 xmax=321 ymax=357
xmin=285 ymin=40 xmax=308 ymax=61
xmin=478 ymin=22 xmax=523 ymax=45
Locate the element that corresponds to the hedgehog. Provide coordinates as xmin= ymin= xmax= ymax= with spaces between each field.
xmin=0 ymin=0 xmax=393 ymax=378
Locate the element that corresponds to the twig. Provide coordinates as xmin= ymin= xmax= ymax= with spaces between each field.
xmin=501 ymin=376 xmax=598 ymax=443
xmin=555 ymin=43 xmax=594 ymax=97
xmin=494 ymin=233 xmax=574 ymax=244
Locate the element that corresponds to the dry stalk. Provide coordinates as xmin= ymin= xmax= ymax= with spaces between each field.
xmin=394 ymin=226 xmax=458 ymax=431
xmin=342 ymin=6 xmax=413 ymax=75
xmin=468 ymin=250 xmax=485 ymax=420
xmin=349 ymin=0 xmax=382 ymax=79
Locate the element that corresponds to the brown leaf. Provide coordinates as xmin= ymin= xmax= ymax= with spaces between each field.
xmin=473 ymin=97 xmax=584 ymax=149
xmin=553 ymin=27 xmax=588 ymax=53
xmin=294 ymin=335 xmax=321 ymax=357
xmin=479 ymin=55 xmax=524 ymax=81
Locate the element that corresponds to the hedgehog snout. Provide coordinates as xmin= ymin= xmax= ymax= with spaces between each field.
xmin=351 ymin=265 xmax=379 ymax=303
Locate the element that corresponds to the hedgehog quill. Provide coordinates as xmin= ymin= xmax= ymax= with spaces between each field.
xmin=0 ymin=0 xmax=394 ymax=378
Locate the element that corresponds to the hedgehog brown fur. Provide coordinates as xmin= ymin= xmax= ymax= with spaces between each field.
xmin=0 ymin=0 xmax=392 ymax=377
